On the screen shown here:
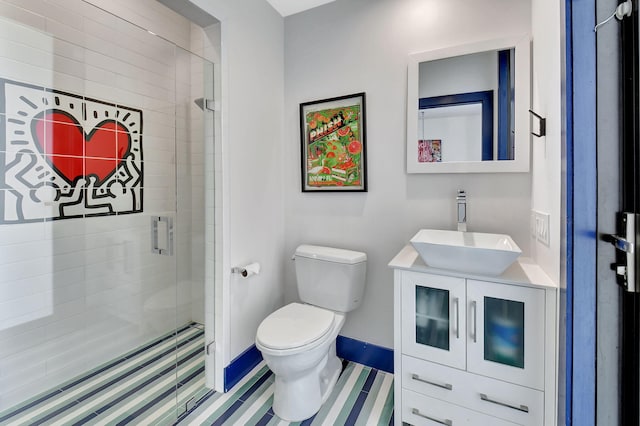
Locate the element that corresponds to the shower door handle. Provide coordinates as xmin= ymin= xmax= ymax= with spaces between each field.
xmin=151 ymin=216 xmax=174 ymax=256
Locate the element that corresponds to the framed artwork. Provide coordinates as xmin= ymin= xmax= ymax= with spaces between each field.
xmin=418 ymin=139 xmax=442 ymax=163
xmin=300 ymin=92 xmax=367 ymax=192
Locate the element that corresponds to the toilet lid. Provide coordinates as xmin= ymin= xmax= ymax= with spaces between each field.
xmin=256 ymin=303 xmax=335 ymax=350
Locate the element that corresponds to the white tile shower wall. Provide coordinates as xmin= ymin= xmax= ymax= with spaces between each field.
xmin=175 ymin=48 xmax=194 ymax=323
xmin=0 ymin=0 xmax=211 ymax=411
xmin=84 ymin=0 xmax=192 ymax=52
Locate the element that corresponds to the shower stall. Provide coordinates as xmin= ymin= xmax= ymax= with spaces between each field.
xmin=0 ymin=0 xmax=218 ymax=423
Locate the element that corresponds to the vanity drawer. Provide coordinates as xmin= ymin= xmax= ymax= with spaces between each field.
xmin=401 ymin=355 xmax=544 ymax=426
xmin=402 ymin=389 xmax=519 ymax=426
xmin=402 ymin=354 xmax=463 ymax=399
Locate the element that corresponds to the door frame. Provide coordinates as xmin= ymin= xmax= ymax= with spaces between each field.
xmin=566 ymin=0 xmax=598 ymax=425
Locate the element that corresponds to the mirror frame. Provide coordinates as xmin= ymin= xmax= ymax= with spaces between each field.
xmin=406 ymin=35 xmax=531 ymax=173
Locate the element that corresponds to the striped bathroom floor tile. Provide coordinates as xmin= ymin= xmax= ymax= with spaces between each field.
xmin=0 ymin=325 xmax=394 ymax=426
xmin=0 ymin=323 xmax=206 ymax=426
xmin=178 ymin=361 xmax=394 ymax=426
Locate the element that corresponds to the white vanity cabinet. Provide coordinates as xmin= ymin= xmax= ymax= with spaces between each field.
xmin=390 ymin=246 xmax=558 ymax=426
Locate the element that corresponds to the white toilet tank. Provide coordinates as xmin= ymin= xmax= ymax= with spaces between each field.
xmin=294 ymin=245 xmax=367 ymax=313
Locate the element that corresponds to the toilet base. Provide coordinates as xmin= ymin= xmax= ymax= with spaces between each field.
xmin=272 ymin=345 xmax=342 ymax=421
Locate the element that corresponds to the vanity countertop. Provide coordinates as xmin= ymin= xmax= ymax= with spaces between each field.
xmin=389 ymin=245 xmax=557 ymax=290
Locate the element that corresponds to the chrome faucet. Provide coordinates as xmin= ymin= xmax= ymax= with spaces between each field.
xmin=457 ymin=190 xmax=467 ymax=232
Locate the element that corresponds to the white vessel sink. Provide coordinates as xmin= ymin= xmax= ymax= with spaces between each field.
xmin=410 ymin=229 xmax=522 ymax=276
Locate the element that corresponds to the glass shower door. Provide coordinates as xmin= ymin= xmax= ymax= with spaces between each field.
xmin=77 ymin=9 xmax=183 ymax=424
xmin=0 ymin=11 xmax=179 ymax=417
xmin=0 ymin=1 xmax=212 ymax=422
xmin=172 ymin=45 xmax=215 ymax=419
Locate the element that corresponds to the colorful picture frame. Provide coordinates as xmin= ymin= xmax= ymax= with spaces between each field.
xmin=300 ymin=93 xmax=367 ymax=192
xmin=418 ymin=139 xmax=442 ymax=163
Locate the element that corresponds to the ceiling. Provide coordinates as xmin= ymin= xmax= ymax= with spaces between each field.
xmin=264 ymin=0 xmax=337 ymax=17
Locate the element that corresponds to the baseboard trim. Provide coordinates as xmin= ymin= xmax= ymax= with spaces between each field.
xmin=336 ymin=335 xmax=394 ymax=373
xmin=224 ymin=335 xmax=394 ymax=391
xmin=223 ymin=344 xmax=263 ymax=392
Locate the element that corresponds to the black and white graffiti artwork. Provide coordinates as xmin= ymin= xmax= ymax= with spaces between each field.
xmin=1 ymin=78 xmax=143 ymax=223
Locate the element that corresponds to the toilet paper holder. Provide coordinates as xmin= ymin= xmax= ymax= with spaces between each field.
xmin=231 ymin=262 xmax=261 ymax=277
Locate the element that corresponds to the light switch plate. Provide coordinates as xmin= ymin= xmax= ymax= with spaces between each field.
xmin=532 ymin=210 xmax=550 ymax=246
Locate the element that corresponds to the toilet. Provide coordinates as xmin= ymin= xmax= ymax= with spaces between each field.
xmin=255 ymin=244 xmax=367 ymax=422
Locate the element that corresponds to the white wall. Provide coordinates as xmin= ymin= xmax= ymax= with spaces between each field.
xmin=283 ymin=0 xmax=532 ymax=349
xmin=188 ymin=0 xmax=285 ymax=381
xmin=531 ymin=0 xmax=562 ymax=284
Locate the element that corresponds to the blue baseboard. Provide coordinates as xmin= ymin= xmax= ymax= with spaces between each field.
xmin=223 ymin=344 xmax=263 ymax=392
xmin=224 ymin=336 xmax=394 ymax=391
xmin=336 ymin=335 xmax=394 ymax=374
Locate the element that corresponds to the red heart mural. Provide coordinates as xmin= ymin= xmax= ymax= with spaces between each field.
xmin=32 ymin=111 xmax=131 ymax=184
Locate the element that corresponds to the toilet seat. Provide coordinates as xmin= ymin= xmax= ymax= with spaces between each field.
xmin=256 ymin=303 xmax=335 ymax=350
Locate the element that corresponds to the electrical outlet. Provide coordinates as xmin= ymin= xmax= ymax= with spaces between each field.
xmin=533 ymin=210 xmax=550 ymax=246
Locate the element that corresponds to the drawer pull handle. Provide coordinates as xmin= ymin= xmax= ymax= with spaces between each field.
xmin=411 ymin=408 xmax=453 ymax=425
xmin=411 ymin=373 xmax=453 ymax=390
xmin=479 ymin=393 xmax=529 ymax=413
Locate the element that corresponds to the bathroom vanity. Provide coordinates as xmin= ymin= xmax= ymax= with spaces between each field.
xmin=389 ymin=245 xmax=558 ymax=426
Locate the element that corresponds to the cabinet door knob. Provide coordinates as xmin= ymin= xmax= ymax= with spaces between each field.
xmin=411 ymin=408 xmax=453 ymax=425
xmin=480 ymin=393 xmax=529 ymax=413
xmin=411 ymin=373 xmax=453 ymax=390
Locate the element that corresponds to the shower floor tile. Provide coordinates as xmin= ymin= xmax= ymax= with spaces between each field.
xmin=0 ymin=323 xmax=205 ymax=426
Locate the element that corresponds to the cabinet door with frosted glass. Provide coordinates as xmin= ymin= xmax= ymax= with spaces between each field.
xmin=401 ymin=271 xmax=466 ymax=369
xmin=466 ymin=280 xmax=546 ymax=390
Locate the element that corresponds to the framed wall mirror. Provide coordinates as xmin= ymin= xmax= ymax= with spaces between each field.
xmin=406 ymin=35 xmax=531 ymax=173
